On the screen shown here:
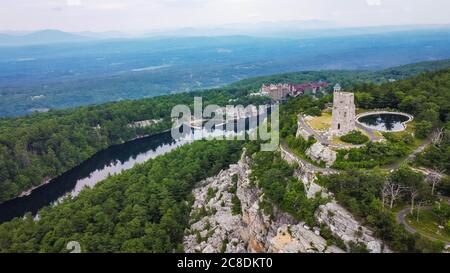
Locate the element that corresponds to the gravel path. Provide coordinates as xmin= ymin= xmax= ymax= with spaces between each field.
xmin=397 ymin=206 xmax=450 ymax=246
xmin=397 ymin=208 xmax=418 ymax=234
xmin=280 ymin=144 xmax=338 ymax=175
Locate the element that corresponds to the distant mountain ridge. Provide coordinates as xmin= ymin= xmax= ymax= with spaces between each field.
xmin=1 ymin=58 xmax=449 ymax=118
xmin=0 ymin=30 xmax=93 ymax=46
xmin=1 ymin=28 xmax=450 ymax=117
xmin=3 ymin=23 xmax=450 ymax=47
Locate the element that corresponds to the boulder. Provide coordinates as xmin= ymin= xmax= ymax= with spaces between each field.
xmin=306 ymin=142 xmax=337 ymax=168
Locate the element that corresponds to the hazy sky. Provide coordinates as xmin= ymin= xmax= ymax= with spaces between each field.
xmin=1 ymin=0 xmax=450 ymax=33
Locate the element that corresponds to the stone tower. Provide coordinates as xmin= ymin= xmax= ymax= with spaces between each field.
xmin=331 ymin=84 xmax=356 ymax=136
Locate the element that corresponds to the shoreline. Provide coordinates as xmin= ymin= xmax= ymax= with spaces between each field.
xmin=2 ymin=127 xmax=173 ymax=206
xmin=1 ymin=112 xmax=267 ymax=207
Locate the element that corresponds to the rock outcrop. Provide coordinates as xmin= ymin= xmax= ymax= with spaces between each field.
xmin=184 ymin=148 xmax=390 ymax=253
xmin=296 ymin=115 xmax=313 ymax=140
xmin=183 ymin=152 xmax=344 ymax=253
xmin=316 ymin=202 xmax=389 ymax=253
xmin=281 ymin=149 xmax=391 ymax=253
xmin=306 ymin=142 xmax=337 ymax=168
xmin=182 ymin=163 xmax=247 ymax=253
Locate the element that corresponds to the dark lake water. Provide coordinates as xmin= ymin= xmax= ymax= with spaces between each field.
xmin=358 ymin=113 xmax=410 ymax=132
xmin=0 ymin=119 xmax=259 ymax=223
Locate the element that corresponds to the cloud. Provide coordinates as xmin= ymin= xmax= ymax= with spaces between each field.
xmin=155 ymin=0 xmax=211 ymax=8
xmin=65 ymin=0 xmax=127 ymax=10
xmin=66 ymin=0 xmax=82 ymax=6
xmin=91 ymin=3 xmax=127 ymax=11
xmin=1 ymin=0 xmax=450 ymax=32
xmin=366 ymin=0 xmax=382 ymax=6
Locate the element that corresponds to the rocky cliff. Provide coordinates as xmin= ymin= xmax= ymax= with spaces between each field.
xmin=306 ymin=142 xmax=337 ymax=168
xmin=183 ymin=152 xmax=344 ymax=253
xmin=282 ymin=148 xmax=391 ymax=253
xmin=183 ymin=148 xmax=390 ymax=253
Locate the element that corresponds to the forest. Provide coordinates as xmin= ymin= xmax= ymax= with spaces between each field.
xmin=2 ymin=33 xmax=450 ymax=117
xmin=3 ymin=62 xmax=448 ymax=205
xmin=0 ymin=64 xmax=448 ymax=253
xmin=354 ymin=70 xmax=450 ymax=126
xmin=0 ymin=86 xmax=268 ymax=203
xmin=0 ymin=140 xmax=244 ymax=253
xmin=0 ymin=60 xmax=448 ymax=247
xmin=415 ymin=122 xmax=450 ymax=174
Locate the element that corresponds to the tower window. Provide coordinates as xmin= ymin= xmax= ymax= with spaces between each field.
xmin=338 ymin=123 xmax=341 ymax=130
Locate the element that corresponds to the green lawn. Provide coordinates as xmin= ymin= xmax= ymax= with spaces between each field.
xmin=331 ymin=136 xmax=348 ymax=146
xmin=407 ymin=210 xmax=450 ymax=243
xmin=307 ymin=112 xmax=332 ymax=131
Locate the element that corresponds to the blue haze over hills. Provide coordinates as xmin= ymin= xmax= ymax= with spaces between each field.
xmin=1 ymin=25 xmax=450 ymax=117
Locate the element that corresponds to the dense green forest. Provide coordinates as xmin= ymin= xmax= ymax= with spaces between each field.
xmin=415 ymin=122 xmax=450 ymax=174
xmin=0 ymin=62 xmax=449 ymax=215
xmin=0 ymin=140 xmax=244 ymax=253
xmin=354 ymin=69 xmax=450 ymax=125
xmin=0 ymin=63 xmax=449 ymax=253
xmin=0 ymin=87 xmax=268 ymax=203
xmin=232 ymin=59 xmax=450 ymax=92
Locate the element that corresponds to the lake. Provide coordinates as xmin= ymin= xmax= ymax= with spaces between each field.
xmin=0 ymin=119 xmax=259 ymax=223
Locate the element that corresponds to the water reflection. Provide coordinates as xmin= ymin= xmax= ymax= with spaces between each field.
xmin=358 ymin=114 xmax=409 ymax=132
xmin=0 ymin=118 xmax=259 ymax=223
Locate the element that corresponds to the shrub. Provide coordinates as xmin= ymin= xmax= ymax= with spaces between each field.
xmin=415 ymin=121 xmax=433 ymax=139
xmin=231 ymin=195 xmax=242 ymax=216
xmin=340 ymin=130 xmax=369 ymax=144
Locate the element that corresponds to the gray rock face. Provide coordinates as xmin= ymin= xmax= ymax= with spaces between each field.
xmin=183 ymin=152 xmax=344 ymax=253
xmin=297 ymin=115 xmax=314 ymax=140
xmin=297 ymin=127 xmax=313 ymax=141
xmin=183 ymin=162 xmax=247 ymax=253
xmin=184 ymin=148 xmax=390 ymax=253
xmin=306 ymin=142 xmax=337 ymax=168
xmin=315 ymin=202 xmax=390 ymax=253
xmin=268 ymin=224 xmax=345 ymax=253
xmin=281 ymin=149 xmax=391 ymax=253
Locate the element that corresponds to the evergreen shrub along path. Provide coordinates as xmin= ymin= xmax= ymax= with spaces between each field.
xmin=340 ymin=130 xmax=370 ymax=145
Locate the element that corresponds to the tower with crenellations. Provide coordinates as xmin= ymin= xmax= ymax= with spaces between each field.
xmin=331 ymin=84 xmax=356 ymax=136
